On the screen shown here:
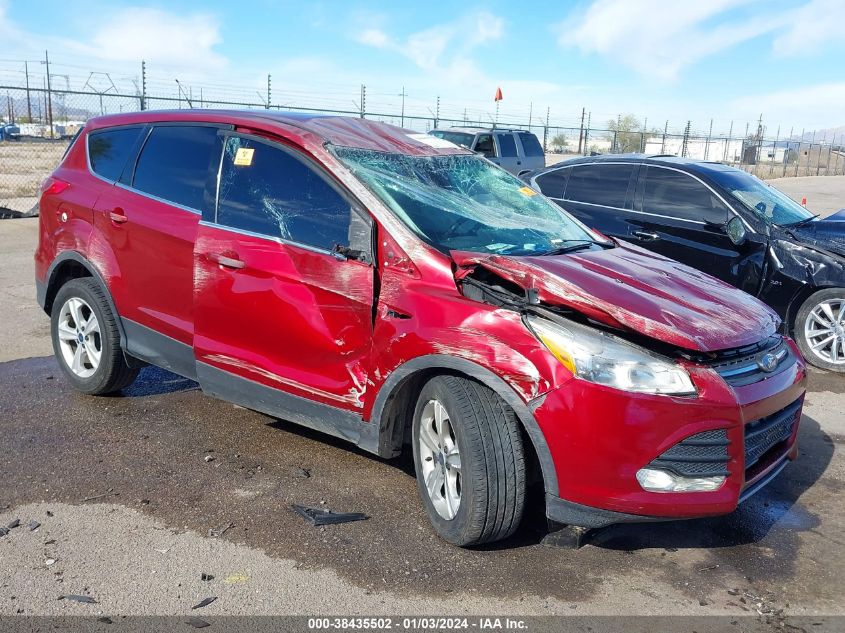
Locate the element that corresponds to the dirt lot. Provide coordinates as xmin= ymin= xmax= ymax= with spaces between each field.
xmin=0 ymin=217 xmax=843 ymax=626
xmin=0 ymin=140 xmax=69 ymax=213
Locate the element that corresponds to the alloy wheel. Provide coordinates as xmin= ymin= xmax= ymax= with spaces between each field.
xmin=804 ymin=297 xmax=845 ymax=365
xmin=56 ymin=297 xmax=102 ymax=378
xmin=417 ymin=399 xmax=462 ymax=520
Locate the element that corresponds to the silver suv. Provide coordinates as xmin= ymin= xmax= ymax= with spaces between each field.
xmin=429 ymin=127 xmax=545 ymax=175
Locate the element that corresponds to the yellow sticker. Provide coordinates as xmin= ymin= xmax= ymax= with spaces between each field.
xmin=233 ymin=147 xmax=255 ymax=166
xmin=518 ymin=186 xmax=537 ymax=197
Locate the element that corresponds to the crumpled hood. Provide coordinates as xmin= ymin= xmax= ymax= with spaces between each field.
xmin=787 ymin=210 xmax=845 ymax=257
xmin=452 ymin=241 xmax=780 ymax=352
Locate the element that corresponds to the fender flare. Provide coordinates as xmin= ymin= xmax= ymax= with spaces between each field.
xmin=368 ymin=354 xmax=559 ymax=497
xmin=42 ymin=251 xmax=128 ymax=349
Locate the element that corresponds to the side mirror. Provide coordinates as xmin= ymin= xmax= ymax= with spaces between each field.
xmin=726 ymin=216 xmax=747 ymax=246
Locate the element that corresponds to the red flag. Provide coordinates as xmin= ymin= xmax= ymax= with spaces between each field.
xmin=494 ymin=86 xmax=503 ymax=102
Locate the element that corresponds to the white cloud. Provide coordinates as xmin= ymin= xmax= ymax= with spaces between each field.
xmin=74 ymin=7 xmax=227 ymax=70
xmin=354 ymin=11 xmax=505 ymax=77
xmin=558 ymin=0 xmax=844 ymax=80
xmin=731 ymin=82 xmax=845 ymax=131
xmin=772 ymin=0 xmax=845 ymax=56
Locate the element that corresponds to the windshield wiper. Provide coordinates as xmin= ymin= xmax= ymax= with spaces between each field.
xmin=539 ymin=239 xmax=612 ymax=256
xmin=783 ymin=214 xmax=819 ymax=228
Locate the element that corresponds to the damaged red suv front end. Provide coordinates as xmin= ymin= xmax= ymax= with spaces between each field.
xmin=36 ymin=111 xmax=806 ymax=545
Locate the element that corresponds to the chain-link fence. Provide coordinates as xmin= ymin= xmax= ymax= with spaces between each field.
xmin=3 ymin=77 xmax=844 ymax=215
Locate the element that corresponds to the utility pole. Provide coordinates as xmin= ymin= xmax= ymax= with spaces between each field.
xmin=783 ymin=126 xmax=793 ymax=177
xmin=360 ymin=85 xmax=366 ymax=118
xmin=577 ymin=107 xmax=586 ymax=154
xmin=704 ymin=118 xmax=713 ymax=160
xmin=584 ymin=112 xmax=591 ymax=155
xmin=528 ymin=101 xmax=533 ymax=127
xmin=267 ymin=74 xmax=271 ymax=109
xmin=681 ymin=120 xmax=691 ymax=157
xmin=140 ymin=60 xmax=147 ymax=110
xmin=641 ymin=116 xmax=648 ymax=152
xmin=769 ymin=125 xmax=780 ymax=177
xmin=725 ymin=121 xmax=734 ymax=162
xmin=661 ymin=120 xmax=668 ymax=154
xmin=399 ymin=86 xmax=407 ymax=128
xmin=44 ymin=50 xmax=54 ymax=138
xmin=543 ymin=106 xmax=550 ymax=152
xmin=24 ymin=61 xmax=32 ymax=122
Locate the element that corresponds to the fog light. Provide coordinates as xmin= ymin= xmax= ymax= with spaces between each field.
xmin=636 ymin=468 xmax=726 ymax=492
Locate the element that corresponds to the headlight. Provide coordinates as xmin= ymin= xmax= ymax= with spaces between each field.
xmin=526 ymin=315 xmax=696 ymax=396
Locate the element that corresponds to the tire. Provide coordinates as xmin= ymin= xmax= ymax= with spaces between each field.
xmin=794 ymin=288 xmax=845 ymax=373
xmin=411 ymin=375 xmax=526 ymax=546
xmin=50 ymin=278 xmax=139 ymax=394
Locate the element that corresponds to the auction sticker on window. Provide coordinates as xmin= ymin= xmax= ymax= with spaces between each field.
xmin=518 ymin=186 xmax=537 ymax=196
xmin=234 ymin=147 xmax=255 ymax=166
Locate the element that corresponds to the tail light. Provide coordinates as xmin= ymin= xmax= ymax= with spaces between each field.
xmin=41 ymin=177 xmax=70 ymax=196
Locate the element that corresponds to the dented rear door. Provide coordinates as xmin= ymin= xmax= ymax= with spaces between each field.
xmin=193 ymin=132 xmax=374 ymax=412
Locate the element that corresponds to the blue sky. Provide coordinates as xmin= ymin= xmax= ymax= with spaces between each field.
xmin=1 ymin=0 xmax=843 ymax=135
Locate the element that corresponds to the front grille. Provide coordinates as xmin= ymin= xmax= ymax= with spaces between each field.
xmin=648 ymin=428 xmax=730 ymax=478
xmin=744 ymin=400 xmax=801 ymax=470
xmin=686 ymin=335 xmax=793 ymax=387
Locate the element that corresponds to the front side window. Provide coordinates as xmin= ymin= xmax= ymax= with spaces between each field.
xmin=216 ymin=136 xmax=350 ymax=251
xmin=496 ymin=133 xmax=518 ymax=158
xmin=333 ymin=148 xmax=600 ymax=256
xmin=518 ymin=133 xmax=544 ymax=157
xmin=708 ymin=168 xmax=814 ymax=226
xmin=88 ymin=126 xmax=145 ymax=181
xmin=565 ymin=163 xmax=635 ymax=208
xmin=642 ymin=167 xmax=728 ymax=224
xmin=132 ymin=125 xmax=219 ymax=210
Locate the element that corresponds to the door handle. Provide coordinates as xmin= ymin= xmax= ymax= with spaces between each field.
xmin=109 ymin=210 xmax=128 ymax=224
xmin=212 ymin=253 xmax=245 ymax=269
xmin=633 ymin=230 xmax=660 ymax=241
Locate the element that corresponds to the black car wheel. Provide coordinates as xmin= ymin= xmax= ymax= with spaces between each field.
xmin=411 ymin=375 xmax=526 ymax=546
xmin=795 ymin=288 xmax=845 ymax=372
xmin=51 ymin=278 xmax=140 ymax=394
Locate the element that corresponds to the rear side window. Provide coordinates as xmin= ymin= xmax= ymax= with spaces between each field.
xmin=474 ymin=134 xmax=496 ymax=157
xmin=534 ymin=168 xmax=568 ymax=199
xmin=642 ymin=167 xmax=729 ymax=223
xmin=497 ymin=134 xmax=518 ymax=157
xmin=565 ymin=163 xmax=635 ymax=208
xmin=88 ymin=126 xmax=144 ymax=181
xmin=518 ymin=133 xmax=544 ymax=157
xmin=430 ymin=131 xmax=474 ymax=148
xmin=132 ymin=125 xmax=219 ymax=210
xmin=216 ymin=136 xmax=350 ymax=251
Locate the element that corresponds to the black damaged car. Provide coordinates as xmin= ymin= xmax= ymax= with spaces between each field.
xmin=523 ymin=155 xmax=845 ymax=372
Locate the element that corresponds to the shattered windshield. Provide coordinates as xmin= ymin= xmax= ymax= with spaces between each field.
xmin=712 ymin=170 xmax=815 ymax=226
xmin=332 ymin=147 xmax=601 ymax=256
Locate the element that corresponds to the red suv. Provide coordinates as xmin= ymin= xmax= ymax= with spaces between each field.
xmin=35 ymin=111 xmax=807 ymax=546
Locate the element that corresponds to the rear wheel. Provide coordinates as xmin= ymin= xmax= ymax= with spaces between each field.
xmin=795 ymin=288 xmax=845 ymax=372
xmin=411 ymin=375 xmax=526 ymax=546
xmin=51 ymin=278 xmax=139 ymax=394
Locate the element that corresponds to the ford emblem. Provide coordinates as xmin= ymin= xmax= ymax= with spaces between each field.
xmin=758 ymin=352 xmax=779 ymax=372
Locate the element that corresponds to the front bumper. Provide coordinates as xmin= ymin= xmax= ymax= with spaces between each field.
xmin=536 ymin=344 xmax=807 ymax=526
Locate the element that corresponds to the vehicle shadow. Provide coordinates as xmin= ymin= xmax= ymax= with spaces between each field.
xmin=116 ymin=365 xmax=199 ymax=397
xmin=585 ymin=413 xmax=833 ymax=551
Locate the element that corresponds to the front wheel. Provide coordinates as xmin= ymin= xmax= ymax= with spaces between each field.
xmin=795 ymin=288 xmax=845 ymax=372
xmin=411 ymin=375 xmax=526 ymax=546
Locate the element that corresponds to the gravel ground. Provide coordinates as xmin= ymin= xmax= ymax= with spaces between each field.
xmin=0 ymin=187 xmax=843 ymax=621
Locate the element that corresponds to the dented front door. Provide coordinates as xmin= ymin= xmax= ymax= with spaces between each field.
xmin=192 ymin=133 xmax=374 ymax=412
